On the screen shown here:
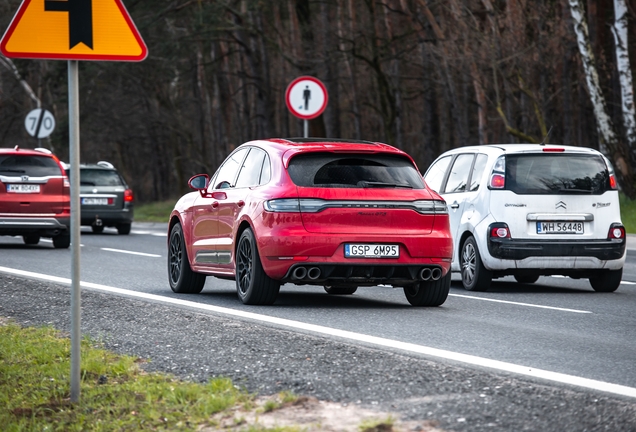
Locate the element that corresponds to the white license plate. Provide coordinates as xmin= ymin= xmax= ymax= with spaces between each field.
xmin=81 ymin=198 xmax=109 ymax=205
xmin=536 ymin=221 xmax=584 ymax=234
xmin=7 ymin=184 xmax=40 ymax=193
xmin=344 ymin=244 xmax=399 ymax=258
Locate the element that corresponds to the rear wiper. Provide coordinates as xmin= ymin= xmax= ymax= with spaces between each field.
xmin=0 ymin=169 xmax=26 ymax=173
xmin=357 ymin=181 xmax=413 ymax=189
xmin=557 ymin=188 xmax=592 ymax=194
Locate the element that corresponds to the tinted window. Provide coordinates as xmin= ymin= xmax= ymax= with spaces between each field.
xmin=0 ymin=155 xmax=61 ymax=177
xmin=235 ymin=148 xmax=266 ymax=188
xmin=80 ymin=169 xmax=123 ymax=186
xmin=288 ymin=153 xmax=424 ymax=189
xmin=214 ymin=148 xmax=248 ymax=189
xmin=444 ymin=154 xmax=474 ymax=193
xmin=469 ymin=154 xmax=488 ymax=192
xmin=424 ymin=155 xmax=451 ymax=193
xmin=505 ymin=154 xmax=610 ymax=195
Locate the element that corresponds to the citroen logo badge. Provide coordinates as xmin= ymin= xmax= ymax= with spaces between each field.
xmin=556 ymin=200 xmax=567 ymax=210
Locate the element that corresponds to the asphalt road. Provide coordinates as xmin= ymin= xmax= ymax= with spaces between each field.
xmin=1 ymin=224 xmax=636 ymax=430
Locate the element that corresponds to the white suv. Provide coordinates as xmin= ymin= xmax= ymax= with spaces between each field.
xmin=423 ymin=144 xmax=626 ymax=292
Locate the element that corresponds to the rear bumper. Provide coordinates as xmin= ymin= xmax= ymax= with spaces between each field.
xmin=0 ymin=216 xmax=69 ymax=237
xmin=487 ymin=237 xmax=626 ymax=261
xmin=80 ymin=206 xmax=133 ymax=226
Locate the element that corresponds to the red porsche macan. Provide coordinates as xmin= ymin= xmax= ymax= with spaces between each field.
xmin=168 ymin=138 xmax=453 ymax=306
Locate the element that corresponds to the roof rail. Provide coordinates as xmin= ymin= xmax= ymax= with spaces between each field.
xmin=97 ymin=161 xmax=115 ymax=169
xmin=34 ymin=147 xmax=52 ymax=154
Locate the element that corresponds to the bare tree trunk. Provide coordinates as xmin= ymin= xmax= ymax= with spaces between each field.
xmin=381 ymin=0 xmax=403 ymax=148
xmin=338 ymin=0 xmax=362 ymax=139
xmin=569 ymin=0 xmax=635 ymax=197
xmin=470 ymin=62 xmax=488 ymax=145
xmin=611 ymin=0 xmax=636 ymax=150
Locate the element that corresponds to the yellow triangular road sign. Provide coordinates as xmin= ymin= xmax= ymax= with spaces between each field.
xmin=1 ymin=0 xmax=147 ymax=61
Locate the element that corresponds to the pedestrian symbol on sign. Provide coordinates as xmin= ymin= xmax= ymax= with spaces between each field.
xmin=303 ymin=86 xmax=311 ymax=110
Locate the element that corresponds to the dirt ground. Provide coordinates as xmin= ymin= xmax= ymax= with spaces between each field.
xmin=209 ymin=395 xmax=445 ymax=431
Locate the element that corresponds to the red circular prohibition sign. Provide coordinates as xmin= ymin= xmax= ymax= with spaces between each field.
xmin=285 ymin=76 xmax=329 ymax=120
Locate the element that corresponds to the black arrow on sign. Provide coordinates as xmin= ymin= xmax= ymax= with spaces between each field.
xmin=45 ymin=0 xmax=93 ymax=50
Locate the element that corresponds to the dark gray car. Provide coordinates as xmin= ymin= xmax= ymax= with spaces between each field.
xmin=66 ymin=161 xmax=134 ymax=234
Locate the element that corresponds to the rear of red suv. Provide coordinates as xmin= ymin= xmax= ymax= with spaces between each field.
xmin=0 ymin=147 xmax=71 ymax=248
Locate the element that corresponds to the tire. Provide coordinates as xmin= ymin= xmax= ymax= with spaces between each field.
xmin=52 ymin=233 xmax=70 ymax=249
xmin=117 ymin=223 xmax=131 ymax=235
xmin=514 ymin=274 xmax=539 ymax=284
xmin=91 ymin=225 xmax=104 ymax=234
xmin=324 ymin=286 xmax=358 ymax=295
xmin=22 ymin=234 xmax=40 ymax=245
xmin=168 ymin=223 xmax=205 ymax=294
xmin=236 ymin=228 xmax=280 ymax=305
xmin=403 ymin=270 xmax=451 ymax=306
xmin=460 ymin=236 xmax=492 ymax=291
xmin=589 ymin=268 xmax=622 ymax=293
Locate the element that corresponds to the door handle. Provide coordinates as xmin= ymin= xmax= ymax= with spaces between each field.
xmin=237 ymin=200 xmax=245 ymax=208
xmin=211 ymin=201 xmax=219 ymax=208
xmin=450 ymin=201 xmax=460 ymax=209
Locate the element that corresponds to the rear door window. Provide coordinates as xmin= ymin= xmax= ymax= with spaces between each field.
xmin=80 ymin=169 xmax=123 ymax=186
xmin=505 ymin=154 xmax=610 ymax=194
xmin=0 ymin=155 xmax=61 ymax=177
xmin=424 ymin=155 xmax=452 ymax=193
xmin=468 ymin=154 xmax=488 ymax=191
xmin=288 ymin=153 xmax=424 ymax=189
xmin=444 ymin=154 xmax=474 ymax=194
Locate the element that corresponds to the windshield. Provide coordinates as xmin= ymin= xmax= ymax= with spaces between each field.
xmin=505 ymin=154 xmax=610 ymax=195
xmin=288 ymin=153 xmax=424 ymax=189
xmin=0 ymin=155 xmax=61 ymax=177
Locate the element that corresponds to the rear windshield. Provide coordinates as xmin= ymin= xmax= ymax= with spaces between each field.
xmin=79 ymin=169 xmax=124 ymax=186
xmin=505 ymin=154 xmax=610 ymax=195
xmin=0 ymin=155 xmax=61 ymax=177
xmin=288 ymin=153 xmax=424 ymax=189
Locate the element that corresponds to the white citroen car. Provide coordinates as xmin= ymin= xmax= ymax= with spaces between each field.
xmin=423 ymin=144 xmax=626 ymax=292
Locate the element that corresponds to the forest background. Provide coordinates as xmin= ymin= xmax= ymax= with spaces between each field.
xmin=2 ymin=0 xmax=636 ymax=203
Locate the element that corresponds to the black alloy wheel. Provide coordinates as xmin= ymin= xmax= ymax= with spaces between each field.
xmin=514 ymin=274 xmax=540 ymax=284
xmin=236 ymin=228 xmax=280 ymax=305
xmin=403 ymin=271 xmax=451 ymax=306
xmin=324 ymin=286 xmax=358 ymax=295
xmin=589 ymin=268 xmax=623 ymax=293
xmin=22 ymin=234 xmax=40 ymax=245
xmin=460 ymin=236 xmax=492 ymax=291
xmin=168 ymin=223 xmax=205 ymax=294
xmin=52 ymin=233 xmax=70 ymax=249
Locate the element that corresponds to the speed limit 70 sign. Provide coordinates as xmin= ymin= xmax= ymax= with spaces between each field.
xmin=24 ymin=108 xmax=55 ymax=139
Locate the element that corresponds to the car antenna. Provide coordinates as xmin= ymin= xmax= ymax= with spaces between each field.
xmin=539 ymin=126 xmax=553 ymax=146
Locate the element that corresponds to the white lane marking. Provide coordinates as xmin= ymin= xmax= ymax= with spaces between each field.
xmin=449 ymin=294 xmax=592 ymax=314
xmin=39 ymin=239 xmax=85 ymax=247
xmin=1 ymin=266 xmax=635 ymax=399
xmin=622 ymin=281 xmax=636 ymax=285
xmin=131 ymin=230 xmax=167 ymax=237
xmin=100 ymin=248 xmax=161 ymax=258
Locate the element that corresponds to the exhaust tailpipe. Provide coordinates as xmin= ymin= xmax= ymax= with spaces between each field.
xmin=431 ymin=268 xmax=442 ymax=281
xmin=419 ymin=268 xmax=432 ymax=281
xmin=307 ymin=267 xmax=321 ymax=280
xmin=94 ymin=218 xmax=103 ymax=227
xmin=292 ymin=266 xmax=307 ymax=280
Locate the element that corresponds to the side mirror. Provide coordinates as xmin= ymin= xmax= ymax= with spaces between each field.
xmin=188 ymin=174 xmax=209 ymax=191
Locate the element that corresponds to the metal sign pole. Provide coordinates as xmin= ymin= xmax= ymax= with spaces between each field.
xmin=68 ymin=59 xmax=81 ymax=403
xmin=304 ymin=119 xmax=308 ymax=138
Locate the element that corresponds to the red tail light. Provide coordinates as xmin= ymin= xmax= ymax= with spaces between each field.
xmin=490 ymin=225 xmax=511 ymax=238
xmin=490 ymin=174 xmax=505 ymax=189
xmin=608 ymin=224 xmax=625 ymax=240
xmin=124 ymin=189 xmax=134 ymax=202
xmin=609 ymin=174 xmax=617 ymax=190
xmin=542 ymin=147 xmax=565 ymax=152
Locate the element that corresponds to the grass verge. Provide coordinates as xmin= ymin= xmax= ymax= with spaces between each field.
xmin=0 ymin=321 xmax=251 ymax=431
xmin=620 ymin=194 xmax=636 ymax=234
xmin=134 ymin=200 xmax=177 ymax=223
